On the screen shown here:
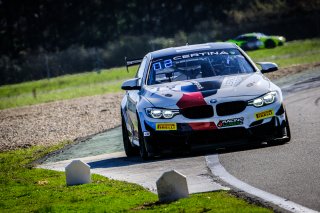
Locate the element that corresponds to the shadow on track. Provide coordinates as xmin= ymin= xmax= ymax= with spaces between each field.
xmin=88 ymin=141 xmax=283 ymax=169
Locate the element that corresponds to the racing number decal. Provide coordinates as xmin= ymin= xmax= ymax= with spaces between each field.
xmin=255 ymin=109 xmax=274 ymax=120
xmin=156 ymin=123 xmax=177 ymax=131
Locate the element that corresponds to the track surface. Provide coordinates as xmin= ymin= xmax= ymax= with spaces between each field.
xmin=219 ymin=86 xmax=320 ymax=211
xmin=40 ymin=152 xmax=226 ymax=194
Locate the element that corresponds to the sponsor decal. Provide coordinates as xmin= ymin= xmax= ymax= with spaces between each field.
xmin=255 ymin=109 xmax=274 ymax=120
xmin=217 ymin=117 xmax=244 ymax=128
xmin=189 ymin=80 xmax=203 ymax=90
xmin=143 ymin=131 xmax=150 ymax=136
xmin=246 ymin=82 xmax=256 ymax=87
xmin=221 ymin=76 xmax=242 ymax=88
xmin=156 ymin=123 xmax=177 ymax=131
xmin=173 ymin=51 xmax=234 ymax=61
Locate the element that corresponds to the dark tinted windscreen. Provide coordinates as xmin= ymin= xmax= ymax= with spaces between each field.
xmin=147 ymin=48 xmax=255 ymax=85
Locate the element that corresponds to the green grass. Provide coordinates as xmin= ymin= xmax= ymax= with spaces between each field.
xmin=0 ymin=146 xmax=271 ymax=212
xmin=1 ymin=38 xmax=320 ymax=110
xmin=0 ymin=67 xmax=136 ymax=109
xmin=247 ymin=38 xmax=320 ymax=67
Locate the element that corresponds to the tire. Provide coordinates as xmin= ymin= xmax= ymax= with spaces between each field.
xmin=137 ymin=118 xmax=150 ymax=160
xmin=265 ymin=39 xmax=276 ymax=48
xmin=121 ymin=114 xmax=138 ymax=157
xmin=271 ymin=112 xmax=291 ymax=145
xmin=282 ymin=112 xmax=291 ymax=143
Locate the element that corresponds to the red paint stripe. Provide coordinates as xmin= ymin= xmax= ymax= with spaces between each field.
xmin=176 ymin=92 xmax=207 ymax=109
xmin=189 ymin=122 xmax=217 ymax=131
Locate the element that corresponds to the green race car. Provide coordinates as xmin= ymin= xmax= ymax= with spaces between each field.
xmin=228 ymin=33 xmax=286 ymax=50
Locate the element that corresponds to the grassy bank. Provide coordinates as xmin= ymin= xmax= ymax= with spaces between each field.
xmin=247 ymin=38 xmax=320 ymax=67
xmin=0 ymin=67 xmax=135 ymax=109
xmin=1 ymin=38 xmax=320 ymax=110
xmin=0 ymin=146 xmax=271 ymax=212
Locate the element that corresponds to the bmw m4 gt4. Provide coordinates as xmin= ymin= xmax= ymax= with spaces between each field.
xmin=121 ymin=42 xmax=291 ymax=159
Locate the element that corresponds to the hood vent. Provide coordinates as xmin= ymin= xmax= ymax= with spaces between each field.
xmin=181 ymin=105 xmax=214 ymax=119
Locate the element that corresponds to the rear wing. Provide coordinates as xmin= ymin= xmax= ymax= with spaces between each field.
xmin=125 ymin=57 xmax=143 ymax=72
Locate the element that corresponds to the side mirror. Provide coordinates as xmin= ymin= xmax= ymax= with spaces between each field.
xmin=121 ymin=78 xmax=141 ymax=90
xmin=256 ymin=62 xmax=278 ymax=73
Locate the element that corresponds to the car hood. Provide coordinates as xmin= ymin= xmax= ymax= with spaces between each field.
xmin=143 ymin=73 xmax=271 ymax=108
xmin=270 ymin=35 xmax=286 ymax=42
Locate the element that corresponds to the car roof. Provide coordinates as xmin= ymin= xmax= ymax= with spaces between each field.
xmin=239 ymin=32 xmax=266 ymax=37
xmin=149 ymin=42 xmax=237 ymax=59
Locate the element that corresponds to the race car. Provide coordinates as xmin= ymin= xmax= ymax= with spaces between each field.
xmin=121 ymin=42 xmax=291 ymax=159
xmin=228 ymin=33 xmax=286 ymax=50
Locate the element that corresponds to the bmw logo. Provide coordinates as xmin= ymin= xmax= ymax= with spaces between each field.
xmin=210 ymin=99 xmax=218 ymax=104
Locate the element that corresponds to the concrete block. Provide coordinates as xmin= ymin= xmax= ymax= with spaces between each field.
xmin=65 ymin=160 xmax=91 ymax=186
xmin=156 ymin=170 xmax=189 ymax=202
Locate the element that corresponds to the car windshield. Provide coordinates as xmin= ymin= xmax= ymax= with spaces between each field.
xmin=147 ymin=48 xmax=255 ymax=85
xmin=235 ymin=35 xmax=246 ymax=40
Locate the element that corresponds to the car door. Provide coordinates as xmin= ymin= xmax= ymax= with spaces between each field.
xmin=247 ymin=36 xmax=263 ymax=49
xmin=126 ymin=56 xmax=148 ymax=144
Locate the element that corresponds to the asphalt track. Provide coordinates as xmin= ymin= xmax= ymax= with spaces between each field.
xmin=218 ymin=85 xmax=320 ymax=211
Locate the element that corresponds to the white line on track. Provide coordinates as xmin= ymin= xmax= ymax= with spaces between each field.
xmin=206 ymin=154 xmax=319 ymax=213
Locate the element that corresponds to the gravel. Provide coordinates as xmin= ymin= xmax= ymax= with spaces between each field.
xmin=0 ymin=93 xmax=123 ymax=151
xmin=1 ymin=62 xmax=319 ymax=152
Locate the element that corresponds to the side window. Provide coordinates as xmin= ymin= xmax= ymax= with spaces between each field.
xmin=241 ymin=36 xmax=249 ymax=41
xmin=136 ymin=57 xmax=147 ymax=79
xmin=248 ymin=36 xmax=258 ymax=42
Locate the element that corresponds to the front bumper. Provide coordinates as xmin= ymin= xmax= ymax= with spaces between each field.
xmin=141 ymin=102 xmax=287 ymax=153
xmin=144 ymin=115 xmax=287 ymax=153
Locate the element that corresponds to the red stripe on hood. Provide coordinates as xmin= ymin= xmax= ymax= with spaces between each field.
xmin=176 ymin=92 xmax=207 ymax=109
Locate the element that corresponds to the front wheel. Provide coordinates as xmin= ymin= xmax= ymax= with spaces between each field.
xmin=265 ymin=39 xmax=276 ymax=48
xmin=121 ymin=114 xmax=138 ymax=157
xmin=271 ymin=112 xmax=291 ymax=145
xmin=138 ymin=119 xmax=150 ymax=160
xmin=282 ymin=112 xmax=291 ymax=143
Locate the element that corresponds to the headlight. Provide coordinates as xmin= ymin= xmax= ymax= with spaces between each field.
xmin=263 ymin=92 xmax=275 ymax=104
xmin=253 ymin=98 xmax=264 ymax=107
xmin=150 ymin=109 xmax=162 ymax=119
xmin=248 ymin=91 xmax=277 ymax=107
xmin=146 ymin=108 xmax=179 ymax=119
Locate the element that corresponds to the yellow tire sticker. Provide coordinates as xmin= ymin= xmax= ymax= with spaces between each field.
xmin=156 ymin=123 xmax=177 ymax=131
xmin=255 ymin=109 xmax=274 ymax=120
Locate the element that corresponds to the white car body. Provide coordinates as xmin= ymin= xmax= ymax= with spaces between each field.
xmin=121 ymin=42 xmax=291 ymax=159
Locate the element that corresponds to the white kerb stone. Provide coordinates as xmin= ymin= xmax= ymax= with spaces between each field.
xmin=65 ymin=160 xmax=91 ymax=186
xmin=156 ymin=170 xmax=189 ymax=202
